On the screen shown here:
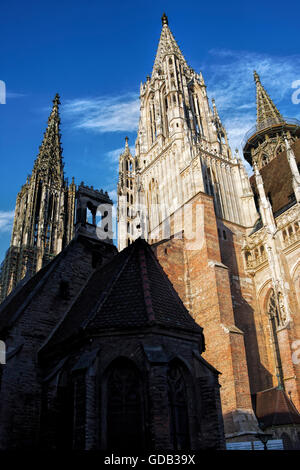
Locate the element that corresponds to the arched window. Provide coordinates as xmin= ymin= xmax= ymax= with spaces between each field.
xmin=281 ymin=432 xmax=293 ymax=450
xmin=167 ymin=361 xmax=190 ymax=450
xmin=34 ymin=180 xmax=43 ymax=245
xmin=55 ymin=376 xmax=74 ymax=450
xmin=276 ymin=144 xmax=284 ymax=156
xmin=261 ymin=154 xmax=269 ymax=166
xmin=206 ymin=168 xmax=214 ymax=196
xmin=106 ymin=359 xmax=144 ymax=451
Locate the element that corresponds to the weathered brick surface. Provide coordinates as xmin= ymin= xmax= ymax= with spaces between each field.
xmin=153 ymin=193 xmax=259 ymax=437
xmin=0 ymin=237 xmax=116 ymax=449
xmin=0 ymin=235 xmax=225 ymax=450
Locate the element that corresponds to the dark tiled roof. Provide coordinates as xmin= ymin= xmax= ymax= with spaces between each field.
xmin=255 ymin=387 xmax=300 ymax=428
xmin=42 ymin=238 xmax=202 ymax=353
xmin=250 ymin=139 xmax=300 ymax=215
xmin=0 ymin=249 xmax=63 ymax=334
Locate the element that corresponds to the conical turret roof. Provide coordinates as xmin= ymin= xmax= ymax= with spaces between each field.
xmin=254 ymin=71 xmax=284 ymax=129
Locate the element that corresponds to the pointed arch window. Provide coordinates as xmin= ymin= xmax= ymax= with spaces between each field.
xmin=34 ymin=180 xmax=43 ymax=245
xmin=276 ymin=144 xmax=284 ymax=156
xmin=261 ymin=154 xmax=269 ymax=166
xmin=106 ymin=359 xmax=144 ymax=451
xmin=167 ymin=361 xmax=190 ymax=450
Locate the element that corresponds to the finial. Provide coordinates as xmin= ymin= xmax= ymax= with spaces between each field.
xmin=53 ymin=93 xmax=60 ymax=106
xmin=253 ymin=70 xmax=260 ymax=83
xmin=161 ymin=12 xmax=168 ymax=26
xmin=125 ymin=136 xmax=129 ymax=148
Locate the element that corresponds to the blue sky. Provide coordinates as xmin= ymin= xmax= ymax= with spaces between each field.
xmin=1 ymin=0 xmax=300 ymax=259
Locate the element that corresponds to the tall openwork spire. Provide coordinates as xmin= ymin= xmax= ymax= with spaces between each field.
xmin=0 ymin=93 xmax=76 ymax=302
xmin=152 ymin=13 xmax=189 ymax=77
xmin=34 ymin=93 xmax=64 ymax=179
xmin=254 ymin=71 xmax=284 ymax=129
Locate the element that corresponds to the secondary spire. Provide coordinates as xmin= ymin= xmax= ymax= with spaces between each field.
xmin=254 ymin=70 xmax=284 ymax=130
xmin=34 ymin=93 xmax=64 ymax=175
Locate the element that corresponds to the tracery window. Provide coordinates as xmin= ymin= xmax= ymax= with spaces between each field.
xmin=261 ymin=153 xmax=269 ymax=166
xmin=167 ymin=361 xmax=190 ymax=450
xmin=106 ymin=360 xmax=144 ymax=451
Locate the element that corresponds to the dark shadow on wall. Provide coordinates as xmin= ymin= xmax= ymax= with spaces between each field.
xmin=217 ymin=220 xmax=274 ymax=396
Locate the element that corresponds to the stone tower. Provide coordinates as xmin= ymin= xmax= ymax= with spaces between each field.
xmin=0 ymin=94 xmax=76 ymax=301
xmin=242 ymin=72 xmax=300 ymax=433
xmin=117 ymin=14 xmax=263 ymax=441
xmin=117 ymin=13 xmax=258 ymax=251
xmin=117 ymin=14 xmax=300 ymax=447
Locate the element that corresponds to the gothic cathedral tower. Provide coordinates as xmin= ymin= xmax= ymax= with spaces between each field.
xmin=117 ymin=13 xmax=258 ymax=250
xmin=0 ymin=94 xmax=76 ymax=301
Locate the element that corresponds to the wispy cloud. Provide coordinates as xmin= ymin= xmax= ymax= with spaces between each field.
xmin=62 ymin=50 xmax=300 ymax=173
xmin=63 ymin=93 xmax=140 ymax=133
xmin=200 ymin=49 xmax=300 ymax=156
xmin=0 ymin=211 xmax=14 ymax=233
xmin=6 ymin=91 xmax=27 ymax=99
xmin=108 ymin=189 xmax=117 ymax=203
xmin=106 ymin=145 xmax=135 ymax=163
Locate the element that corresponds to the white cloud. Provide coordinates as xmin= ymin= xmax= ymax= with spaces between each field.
xmin=106 ymin=145 xmax=135 ymax=163
xmin=108 ymin=189 xmax=117 ymax=202
xmin=0 ymin=211 xmax=14 ymax=233
xmin=6 ymin=92 xmax=27 ymax=99
xmin=63 ymin=93 xmax=140 ymax=133
xmin=198 ymin=49 xmax=300 ymax=168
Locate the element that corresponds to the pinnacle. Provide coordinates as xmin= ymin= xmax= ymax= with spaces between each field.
xmin=161 ymin=12 xmax=168 ymax=26
xmin=53 ymin=92 xmax=60 ymax=103
xmin=253 ymin=70 xmax=260 ymax=83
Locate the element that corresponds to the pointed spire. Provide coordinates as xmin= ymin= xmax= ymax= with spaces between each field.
xmin=121 ymin=136 xmax=132 ymax=158
xmin=34 ymin=93 xmax=64 ymax=175
xmin=254 ymin=71 xmax=284 ymax=130
xmin=152 ymin=14 xmax=189 ymax=77
xmin=212 ymin=98 xmax=220 ymax=120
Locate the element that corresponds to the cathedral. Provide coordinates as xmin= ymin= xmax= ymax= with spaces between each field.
xmin=0 ymin=13 xmax=300 ymax=450
xmin=117 ymin=13 xmax=300 ymax=447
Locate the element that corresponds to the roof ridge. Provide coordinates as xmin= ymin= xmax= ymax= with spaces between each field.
xmin=38 ymin=242 xmax=111 ymax=354
xmin=0 ymin=242 xmax=73 ymax=334
xmin=146 ymin=242 xmax=197 ymax=318
xmin=81 ymin=243 xmax=137 ymax=330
